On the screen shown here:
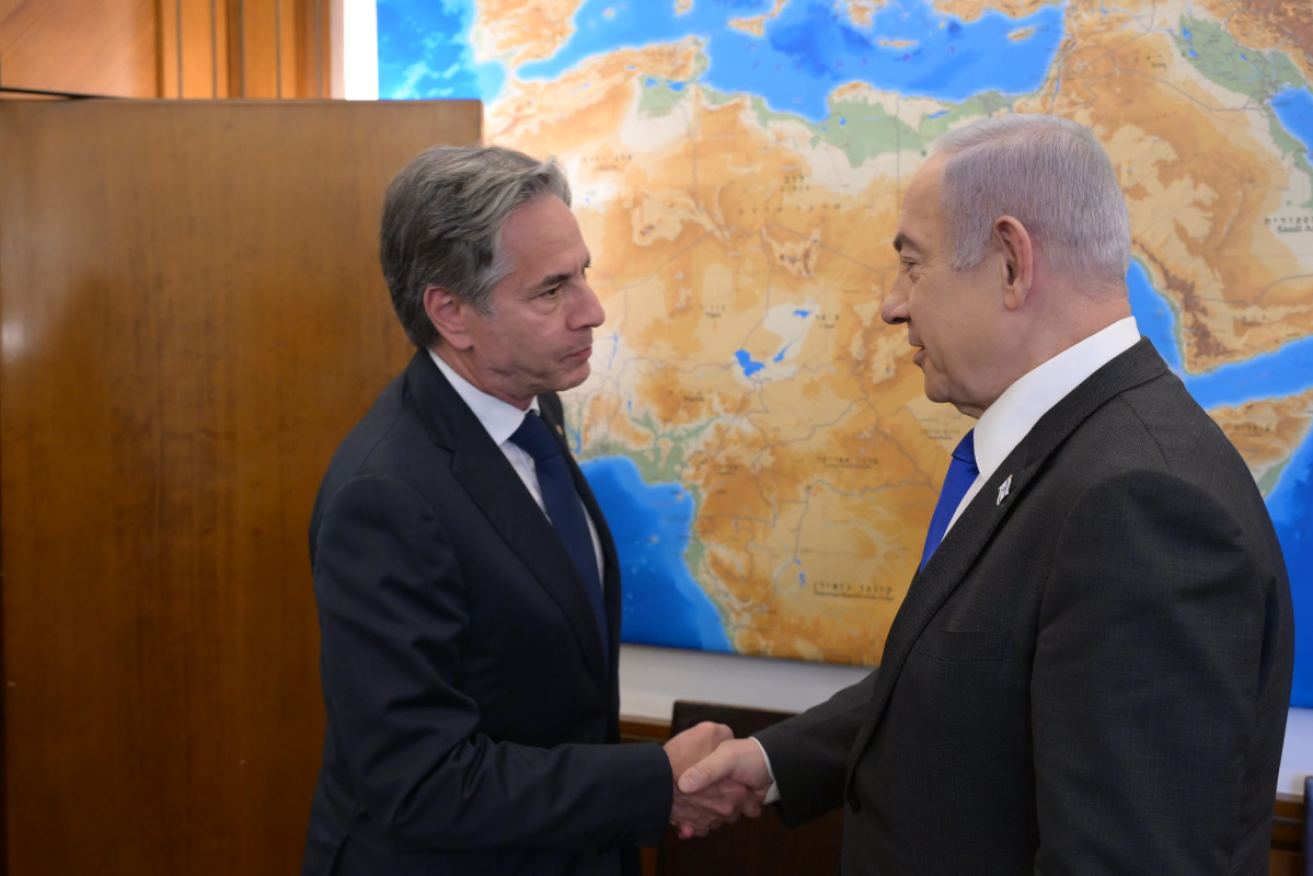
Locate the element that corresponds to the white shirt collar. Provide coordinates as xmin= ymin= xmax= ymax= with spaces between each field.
xmin=971 ymin=317 xmax=1140 ymax=482
xmin=427 ymin=348 xmax=539 ymax=445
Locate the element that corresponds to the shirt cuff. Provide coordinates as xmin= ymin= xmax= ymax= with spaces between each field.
xmin=751 ymin=736 xmax=781 ymax=805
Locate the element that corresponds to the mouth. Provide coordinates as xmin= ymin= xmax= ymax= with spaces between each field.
xmin=566 ymin=345 xmax=592 ymax=361
xmin=911 ymin=346 xmax=925 ymax=367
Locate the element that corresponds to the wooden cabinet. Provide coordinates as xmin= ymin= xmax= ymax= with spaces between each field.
xmin=0 ymin=98 xmax=479 ymax=876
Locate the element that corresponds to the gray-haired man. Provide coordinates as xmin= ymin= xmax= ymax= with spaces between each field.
xmin=679 ymin=115 xmax=1293 ymax=874
xmin=301 ymin=146 xmax=752 ymax=876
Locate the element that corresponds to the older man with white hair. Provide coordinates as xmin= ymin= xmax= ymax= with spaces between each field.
xmin=678 ymin=114 xmax=1293 ymax=875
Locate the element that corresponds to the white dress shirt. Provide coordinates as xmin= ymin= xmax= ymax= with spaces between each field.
xmin=944 ymin=316 xmax=1141 ymax=535
xmin=429 ymin=350 xmax=605 ymax=585
xmin=753 ymin=317 xmax=1141 ymax=802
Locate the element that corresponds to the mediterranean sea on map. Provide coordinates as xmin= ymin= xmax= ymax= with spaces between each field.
xmin=376 ymin=0 xmax=1313 ymax=705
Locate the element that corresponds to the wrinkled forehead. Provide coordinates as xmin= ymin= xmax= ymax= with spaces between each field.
xmin=499 ymin=195 xmax=590 ymax=285
xmin=894 ymin=154 xmax=949 ymax=252
xmin=906 ymin=153 xmax=948 ymax=209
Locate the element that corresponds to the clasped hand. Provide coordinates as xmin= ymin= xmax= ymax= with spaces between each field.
xmin=662 ymin=722 xmax=774 ymax=839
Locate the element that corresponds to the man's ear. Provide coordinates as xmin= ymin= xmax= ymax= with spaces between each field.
xmin=993 ymin=216 xmax=1034 ymax=312
xmin=423 ymin=285 xmax=475 ymax=350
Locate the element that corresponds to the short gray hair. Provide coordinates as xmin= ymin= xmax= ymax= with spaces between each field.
xmin=380 ymin=145 xmax=572 ymax=348
xmin=934 ymin=114 xmax=1130 ymax=288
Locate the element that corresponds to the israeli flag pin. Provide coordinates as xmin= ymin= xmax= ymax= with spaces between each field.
xmin=996 ymin=474 xmax=1013 ymax=506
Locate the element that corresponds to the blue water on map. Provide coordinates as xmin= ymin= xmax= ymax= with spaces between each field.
xmin=1128 ymin=263 xmax=1313 ymax=703
xmin=378 ymin=0 xmax=1066 ymax=118
xmin=581 ymin=457 xmax=732 ymax=652
xmin=1126 ymin=260 xmax=1182 ymax=371
xmin=736 ymin=349 xmax=766 ymax=376
xmin=516 ymin=0 xmax=1066 ymax=120
xmin=1127 ymin=259 xmax=1313 ymax=407
xmin=1269 ymin=432 xmax=1313 ymax=703
xmin=1271 ymin=88 xmax=1313 ymax=161
xmin=377 ymin=0 xmax=504 ymax=99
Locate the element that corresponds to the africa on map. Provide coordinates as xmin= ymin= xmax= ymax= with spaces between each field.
xmin=377 ymin=0 xmax=1313 ymax=703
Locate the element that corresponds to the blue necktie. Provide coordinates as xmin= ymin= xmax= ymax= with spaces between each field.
xmin=510 ymin=411 xmax=609 ymax=663
xmin=919 ymin=429 xmax=979 ymax=571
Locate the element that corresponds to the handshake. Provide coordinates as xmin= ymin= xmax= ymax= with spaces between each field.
xmin=662 ymin=722 xmax=774 ymax=839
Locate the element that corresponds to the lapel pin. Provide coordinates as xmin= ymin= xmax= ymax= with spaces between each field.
xmin=996 ymin=474 xmax=1013 ymax=506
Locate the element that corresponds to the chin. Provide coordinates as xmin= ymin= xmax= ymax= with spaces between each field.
xmin=554 ymin=362 xmax=591 ymax=393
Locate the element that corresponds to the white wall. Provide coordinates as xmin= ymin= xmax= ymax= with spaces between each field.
xmin=618 ymin=643 xmax=869 ymax=720
xmin=341 ymin=0 xmax=379 ymax=100
xmin=1279 ymin=707 xmax=1313 ymax=798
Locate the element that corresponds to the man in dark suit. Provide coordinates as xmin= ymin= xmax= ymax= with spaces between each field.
xmin=301 ymin=145 xmax=751 ymax=876
xmin=678 ymin=114 xmax=1294 ymax=873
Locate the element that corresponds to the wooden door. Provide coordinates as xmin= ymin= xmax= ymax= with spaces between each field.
xmin=0 ymin=98 xmax=481 ymax=875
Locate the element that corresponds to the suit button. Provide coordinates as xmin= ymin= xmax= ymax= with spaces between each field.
xmin=847 ymin=788 xmax=862 ymax=813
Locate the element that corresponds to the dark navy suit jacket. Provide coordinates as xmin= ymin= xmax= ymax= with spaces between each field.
xmin=301 ymin=350 xmax=672 ymax=876
xmin=758 ymin=340 xmax=1294 ymax=875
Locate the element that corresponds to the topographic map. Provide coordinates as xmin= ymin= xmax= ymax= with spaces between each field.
xmin=378 ymin=0 xmax=1313 ymax=703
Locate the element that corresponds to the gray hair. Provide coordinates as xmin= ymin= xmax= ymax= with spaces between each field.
xmin=934 ymin=114 xmax=1130 ymax=289
xmin=380 ymin=145 xmax=572 ymax=348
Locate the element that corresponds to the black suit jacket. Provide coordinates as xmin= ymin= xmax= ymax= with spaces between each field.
xmin=757 ymin=339 xmax=1294 ymax=875
xmin=301 ymin=351 xmax=673 ymax=876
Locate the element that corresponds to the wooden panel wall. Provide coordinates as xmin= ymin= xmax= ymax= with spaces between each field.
xmin=0 ymin=0 xmax=333 ymax=98
xmin=0 ymin=98 xmax=480 ymax=876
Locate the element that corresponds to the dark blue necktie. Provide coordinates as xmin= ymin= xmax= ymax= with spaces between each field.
xmin=919 ymin=429 xmax=979 ymax=571
xmin=510 ymin=411 xmax=609 ymax=662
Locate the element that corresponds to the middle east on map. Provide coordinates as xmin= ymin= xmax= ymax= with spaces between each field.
xmin=378 ymin=0 xmax=1313 ymax=678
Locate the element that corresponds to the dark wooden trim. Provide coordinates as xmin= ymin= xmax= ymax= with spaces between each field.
xmin=0 ymin=86 xmax=117 ymax=100
xmin=1 ymin=341 xmax=5 ymax=876
xmin=619 ymin=715 xmax=671 ymax=744
xmin=1274 ymin=794 xmax=1303 ymax=853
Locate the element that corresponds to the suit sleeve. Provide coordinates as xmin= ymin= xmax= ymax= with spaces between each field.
xmin=1031 ymin=470 xmax=1275 ymax=875
xmin=753 ymin=670 xmax=879 ymax=826
xmin=312 ymin=473 xmax=673 ymax=851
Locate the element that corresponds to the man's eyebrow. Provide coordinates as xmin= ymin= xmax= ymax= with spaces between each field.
xmin=533 ymin=257 xmax=590 ymax=290
xmin=893 ymin=232 xmax=919 ymax=254
xmin=536 ymin=272 xmax=571 ymax=289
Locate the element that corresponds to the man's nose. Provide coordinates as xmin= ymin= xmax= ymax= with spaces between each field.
xmin=881 ymin=279 xmax=909 ymax=326
xmin=572 ymin=281 xmax=606 ymax=330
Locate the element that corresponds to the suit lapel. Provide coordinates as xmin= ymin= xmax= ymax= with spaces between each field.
xmin=845 ymin=340 xmax=1169 ymax=772
xmin=403 ymin=352 xmax=610 ymax=698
